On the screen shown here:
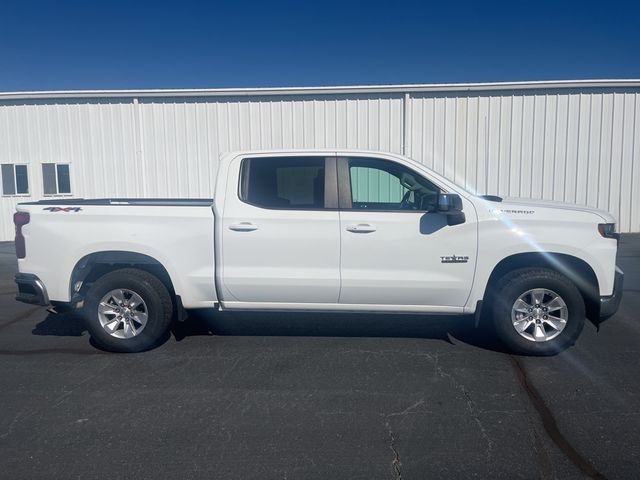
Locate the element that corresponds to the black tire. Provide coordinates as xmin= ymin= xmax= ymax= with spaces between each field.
xmin=490 ymin=268 xmax=585 ymax=356
xmin=83 ymin=268 xmax=173 ymax=352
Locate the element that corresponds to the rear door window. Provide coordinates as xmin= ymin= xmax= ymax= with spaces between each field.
xmin=240 ymin=157 xmax=327 ymax=209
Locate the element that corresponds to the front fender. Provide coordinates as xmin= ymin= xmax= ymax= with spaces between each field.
xmin=466 ymin=217 xmax=616 ymax=309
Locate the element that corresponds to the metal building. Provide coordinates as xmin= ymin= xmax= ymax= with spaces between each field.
xmin=1 ymin=79 xmax=639 ymax=240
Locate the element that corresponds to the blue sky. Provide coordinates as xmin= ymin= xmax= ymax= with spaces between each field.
xmin=1 ymin=0 xmax=639 ymax=91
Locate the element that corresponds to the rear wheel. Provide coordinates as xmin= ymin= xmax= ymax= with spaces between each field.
xmin=490 ymin=268 xmax=585 ymax=356
xmin=83 ymin=268 xmax=173 ymax=352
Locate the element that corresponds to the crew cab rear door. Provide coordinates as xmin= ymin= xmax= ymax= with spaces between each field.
xmin=219 ymin=154 xmax=341 ymax=306
xmin=337 ymin=155 xmax=477 ymax=309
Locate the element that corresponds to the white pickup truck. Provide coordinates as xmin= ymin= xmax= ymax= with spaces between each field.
xmin=14 ymin=150 xmax=623 ymax=355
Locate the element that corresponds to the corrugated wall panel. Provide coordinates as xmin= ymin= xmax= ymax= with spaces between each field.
xmin=631 ymin=93 xmax=640 ymax=232
xmin=407 ymin=89 xmax=639 ymax=232
xmin=0 ymin=99 xmax=137 ymax=239
xmin=0 ymin=87 xmax=638 ymax=240
xmin=134 ymin=94 xmax=404 ymax=199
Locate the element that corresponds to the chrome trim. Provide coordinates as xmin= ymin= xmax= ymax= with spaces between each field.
xmin=599 ymin=267 xmax=624 ymax=322
xmin=15 ymin=273 xmax=49 ymax=306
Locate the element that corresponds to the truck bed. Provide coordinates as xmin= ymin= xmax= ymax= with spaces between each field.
xmin=16 ymin=198 xmax=216 ymax=308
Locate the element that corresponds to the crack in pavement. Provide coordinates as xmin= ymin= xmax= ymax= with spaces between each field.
xmin=509 ymin=355 xmax=608 ymax=480
xmin=343 ymin=348 xmax=496 ymax=465
xmin=386 ymin=399 xmax=429 ymax=417
xmin=433 ymin=353 xmax=494 ymax=462
xmin=341 ymin=345 xmax=608 ymax=477
xmin=381 ymin=399 xmax=428 ymax=478
xmin=384 ymin=420 xmax=402 ymax=479
xmin=0 ymin=306 xmax=42 ymax=332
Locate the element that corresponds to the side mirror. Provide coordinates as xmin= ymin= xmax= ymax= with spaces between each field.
xmin=437 ymin=193 xmax=465 ymax=226
xmin=437 ymin=193 xmax=463 ymax=213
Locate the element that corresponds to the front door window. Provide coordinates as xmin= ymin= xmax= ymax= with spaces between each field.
xmin=348 ymin=158 xmax=440 ymax=212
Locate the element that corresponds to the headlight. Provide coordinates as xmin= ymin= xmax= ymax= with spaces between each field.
xmin=597 ymin=223 xmax=619 ymax=240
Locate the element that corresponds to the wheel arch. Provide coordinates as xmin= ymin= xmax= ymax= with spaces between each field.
xmin=484 ymin=252 xmax=600 ymax=322
xmin=69 ymin=251 xmax=176 ymax=302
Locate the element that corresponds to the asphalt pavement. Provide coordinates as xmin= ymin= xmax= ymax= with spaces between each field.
xmin=0 ymin=236 xmax=638 ymax=479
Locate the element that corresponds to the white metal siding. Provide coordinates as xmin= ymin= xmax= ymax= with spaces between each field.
xmin=406 ymin=90 xmax=640 ymax=232
xmin=134 ymin=94 xmax=404 ymax=199
xmin=0 ymin=83 xmax=639 ymax=240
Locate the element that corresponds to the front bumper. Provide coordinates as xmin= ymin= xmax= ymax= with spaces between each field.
xmin=15 ymin=273 xmax=49 ymax=306
xmin=599 ymin=266 xmax=624 ymax=322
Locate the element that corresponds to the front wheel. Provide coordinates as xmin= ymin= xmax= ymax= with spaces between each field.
xmin=490 ymin=268 xmax=585 ymax=356
xmin=83 ymin=268 xmax=174 ymax=352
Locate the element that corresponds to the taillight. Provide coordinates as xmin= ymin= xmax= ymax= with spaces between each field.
xmin=14 ymin=211 xmax=30 ymax=259
xmin=597 ymin=223 xmax=619 ymax=240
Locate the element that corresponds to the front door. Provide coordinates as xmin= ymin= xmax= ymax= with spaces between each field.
xmin=220 ymin=155 xmax=341 ymax=306
xmin=338 ymin=156 xmax=477 ymax=308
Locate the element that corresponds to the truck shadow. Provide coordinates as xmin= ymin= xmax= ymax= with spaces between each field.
xmin=174 ymin=309 xmax=510 ymax=353
xmin=31 ymin=309 xmax=509 ymax=353
xmin=32 ymin=311 xmax=86 ymax=336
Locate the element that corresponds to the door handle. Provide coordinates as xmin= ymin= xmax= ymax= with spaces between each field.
xmin=346 ymin=223 xmax=376 ymax=233
xmin=229 ymin=222 xmax=259 ymax=232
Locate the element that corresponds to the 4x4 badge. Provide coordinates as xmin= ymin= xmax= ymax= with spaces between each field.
xmin=43 ymin=207 xmax=82 ymax=213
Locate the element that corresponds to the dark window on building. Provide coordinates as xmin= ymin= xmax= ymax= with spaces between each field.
xmin=1 ymin=165 xmax=14 ymax=195
xmin=240 ymin=157 xmax=325 ymax=209
xmin=1 ymin=164 xmax=29 ymax=195
xmin=15 ymin=165 xmax=29 ymax=194
xmin=42 ymin=164 xmax=57 ymax=195
xmin=57 ymin=164 xmax=71 ymax=194
xmin=42 ymin=163 xmax=71 ymax=195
